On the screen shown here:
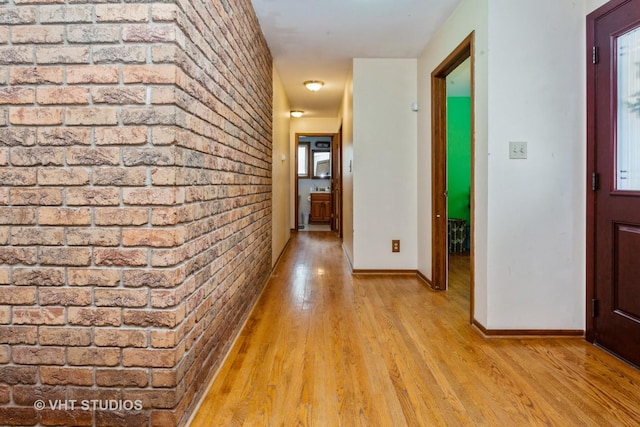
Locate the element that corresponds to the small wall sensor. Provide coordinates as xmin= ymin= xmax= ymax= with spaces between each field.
xmin=411 ymin=102 xmax=419 ymax=112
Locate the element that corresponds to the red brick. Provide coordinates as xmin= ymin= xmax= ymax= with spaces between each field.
xmin=95 ymin=127 xmax=147 ymax=146
xmin=95 ymin=248 xmax=148 ymax=267
xmin=13 ymin=385 xmax=66 ymax=406
xmin=10 ymin=66 xmax=63 ymax=84
xmin=122 ymin=388 xmax=177 ymax=409
xmin=68 ymin=268 xmax=120 ymax=287
xmin=0 ymin=168 xmax=37 ymax=186
xmin=94 ymin=167 xmax=147 ymax=186
xmin=68 ymin=347 xmax=120 ymax=366
xmin=10 ymin=189 xmax=62 ymax=205
xmin=13 ymin=308 xmax=65 ymax=325
xmin=151 ymin=167 xmax=177 ymax=185
xmin=67 ymin=147 xmax=120 ymax=166
xmin=96 ymin=4 xmax=149 ymax=22
xmin=151 ymin=126 xmax=177 ymax=145
xmin=38 ymin=207 xmax=91 ymax=225
xmin=12 ymin=147 xmax=65 ymax=166
xmin=92 ymin=87 xmax=146 ymax=104
xmin=0 ymin=207 xmax=36 ymax=224
xmin=152 ymin=4 xmax=178 ymax=21
xmin=0 ymin=287 xmax=36 ymax=305
xmin=0 ymin=247 xmax=36 ymax=264
xmin=122 ymin=228 xmax=185 ymax=247
xmin=95 ymin=207 xmax=149 ymax=226
xmin=96 ymin=369 xmax=148 ymax=387
xmin=0 ymin=128 xmax=36 ymax=146
xmin=0 ymin=87 xmax=34 ymax=104
xmin=152 ymin=44 xmax=178 ymax=63
xmin=0 ymin=384 xmax=10 ymax=404
xmin=39 ymin=288 xmax=91 ymax=306
xmin=150 ymin=288 xmax=184 ymax=308
xmin=12 ymin=346 xmax=65 ymax=365
xmin=40 ymin=366 xmax=93 ymax=385
xmin=9 ymin=107 xmax=62 ymax=125
xmin=66 ymin=107 xmax=118 ymax=125
xmin=123 ymin=24 xmax=176 ymax=43
xmin=123 ymin=188 xmax=184 ymax=206
xmin=0 ymin=345 xmax=9 ymax=362
xmin=0 ymin=7 xmax=36 ymax=25
xmin=151 ymin=86 xmax=176 ymax=104
xmin=0 ymin=46 xmax=33 ymax=63
xmin=95 ymin=410 xmax=149 ymax=427
xmin=122 ymin=106 xmax=175 ymax=125
xmin=40 ymin=409 xmax=93 ymax=427
xmin=123 ymin=268 xmax=183 ymax=288
xmin=94 ymin=328 xmax=147 ymax=348
xmin=151 ymin=208 xmax=181 ymax=226
xmin=122 ymin=348 xmax=182 ymax=368
xmin=123 ymin=307 xmax=184 ymax=328
xmin=67 ymin=187 xmax=120 ymax=206
xmin=13 ymin=268 xmax=64 ymax=286
xmin=37 ymin=87 xmax=89 ymax=104
xmin=67 ymin=65 xmax=119 ymax=84
xmin=95 ymin=288 xmax=148 ymax=307
xmin=67 ymin=24 xmax=120 ymax=43
xmin=39 ymin=327 xmax=91 ymax=346
xmin=67 ymin=227 xmax=120 ymax=246
xmin=37 ymin=168 xmax=90 ymax=185
xmin=39 ymin=5 xmax=92 ymax=23
xmin=37 ymin=127 xmax=91 ymax=146
xmin=68 ymin=307 xmax=121 ymax=326
xmin=0 ymin=407 xmax=38 ymax=425
xmin=123 ymin=65 xmax=176 ymax=84
xmin=0 ymin=306 xmax=9 ymax=324
xmin=11 ymin=227 xmax=63 ymax=246
xmin=150 ymin=330 xmax=178 ymax=348
xmin=93 ymin=45 xmax=147 ymax=64
xmin=0 ymin=326 xmax=37 ymax=344
xmin=39 ymin=247 xmax=91 ymax=266
xmin=36 ymin=46 xmax=89 ymax=63
xmin=123 ymin=147 xmax=175 ymax=166
xmin=12 ymin=25 xmax=64 ymax=44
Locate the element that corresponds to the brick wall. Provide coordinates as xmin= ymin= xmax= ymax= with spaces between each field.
xmin=0 ymin=0 xmax=273 ymax=425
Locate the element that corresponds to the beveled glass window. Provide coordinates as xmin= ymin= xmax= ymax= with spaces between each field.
xmin=616 ymin=26 xmax=640 ymax=191
xmin=298 ymin=142 xmax=310 ymax=178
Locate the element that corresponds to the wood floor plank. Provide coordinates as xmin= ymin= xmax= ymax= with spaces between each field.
xmin=190 ymin=232 xmax=640 ymax=426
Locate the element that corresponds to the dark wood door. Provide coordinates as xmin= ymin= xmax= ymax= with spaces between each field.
xmin=590 ymin=0 xmax=640 ymax=367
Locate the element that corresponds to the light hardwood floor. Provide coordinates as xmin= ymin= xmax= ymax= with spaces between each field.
xmin=191 ymin=232 xmax=640 ymax=426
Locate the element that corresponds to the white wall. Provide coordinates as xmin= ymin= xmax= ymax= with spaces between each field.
xmin=418 ymin=0 xmax=599 ymax=330
xmin=417 ymin=0 xmax=489 ymax=324
xmin=272 ymin=67 xmax=291 ymax=266
xmin=585 ymin=0 xmax=609 ymax=14
xmin=352 ymin=58 xmax=418 ymax=270
xmin=485 ymin=0 xmax=586 ymax=329
xmin=340 ymin=69 xmax=354 ymax=264
xmin=289 ymin=118 xmax=341 ymax=230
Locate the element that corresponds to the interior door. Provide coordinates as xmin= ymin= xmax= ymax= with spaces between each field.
xmin=332 ymin=131 xmax=342 ymax=236
xmin=590 ymin=0 xmax=640 ymax=367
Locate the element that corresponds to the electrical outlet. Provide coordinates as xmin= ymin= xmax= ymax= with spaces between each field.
xmin=392 ymin=240 xmax=400 ymax=253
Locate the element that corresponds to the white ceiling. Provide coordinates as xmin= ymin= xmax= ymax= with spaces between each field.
xmin=250 ymin=0 xmax=463 ymax=118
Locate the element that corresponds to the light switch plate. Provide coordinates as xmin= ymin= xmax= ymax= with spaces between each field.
xmin=509 ymin=141 xmax=527 ymax=159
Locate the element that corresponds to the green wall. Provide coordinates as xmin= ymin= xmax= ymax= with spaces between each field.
xmin=447 ymin=97 xmax=471 ymax=222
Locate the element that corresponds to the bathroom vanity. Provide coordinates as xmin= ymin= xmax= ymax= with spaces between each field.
xmin=310 ymin=192 xmax=331 ymax=223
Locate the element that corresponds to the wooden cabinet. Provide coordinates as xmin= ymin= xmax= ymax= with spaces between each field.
xmin=310 ymin=192 xmax=331 ymax=223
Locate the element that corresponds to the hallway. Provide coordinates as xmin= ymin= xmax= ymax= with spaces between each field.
xmin=191 ymin=233 xmax=640 ymax=426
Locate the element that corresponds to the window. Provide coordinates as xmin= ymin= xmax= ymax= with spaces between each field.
xmin=298 ymin=142 xmax=310 ymax=178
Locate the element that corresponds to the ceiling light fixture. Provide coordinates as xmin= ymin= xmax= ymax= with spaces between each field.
xmin=304 ymin=80 xmax=324 ymax=92
xmin=290 ymin=110 xmax=304 ymax=118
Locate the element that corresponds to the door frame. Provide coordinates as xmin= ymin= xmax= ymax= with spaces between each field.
xmin=585 ymin=0 xmax=634 ymax=343
xmin=431 ymin=32 xmax=475 ymax=321
xmin=294 ymin=133 xmax=339 ymax=231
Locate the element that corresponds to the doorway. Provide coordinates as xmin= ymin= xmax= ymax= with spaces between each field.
xmin=431 ymin=33 xmax=475 ymax=322
xmin=295 ymin=133 xmax=339 ymax=232
xmin=587 ymin=0 xmax=640 ymax=367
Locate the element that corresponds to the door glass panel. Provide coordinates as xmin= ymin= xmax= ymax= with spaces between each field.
xmin=617 ymin=26 xmax=640 ymax=191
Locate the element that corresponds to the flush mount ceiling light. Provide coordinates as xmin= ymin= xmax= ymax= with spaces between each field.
xmin=304 ymin=80 xmax=324 ymax=91
xmin=290 ymin=110 xmax=304 ymax=118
